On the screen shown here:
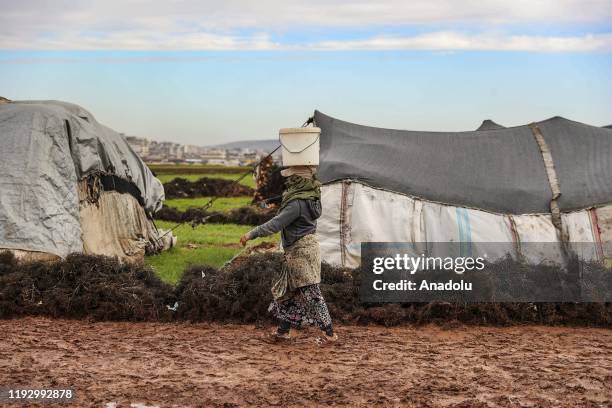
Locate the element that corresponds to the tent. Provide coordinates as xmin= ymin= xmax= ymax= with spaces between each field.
xmin=0 ymin=100 xmax=170 ymax=262
xmin=313 ymin=111 xmax=612 ymax=267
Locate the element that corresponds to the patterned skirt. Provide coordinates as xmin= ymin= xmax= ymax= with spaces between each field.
xmin=269 ymin=284 xmax=332 ymax=329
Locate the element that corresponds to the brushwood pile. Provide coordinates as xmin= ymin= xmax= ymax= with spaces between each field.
xmin=0 ymin=252 xmax=174 ymax=321
xmin=163 ymin=177 xmax=254 ymax=199
xmin=253 ymin=160 xmax=284 ymax=206
xmin=0 ymin=251 xmax=609 ymax=326
xmin=154 ymin=205 xmax=276 ymax=225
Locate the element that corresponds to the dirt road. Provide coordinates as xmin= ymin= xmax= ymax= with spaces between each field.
xmin=1 ymin=318 xmax=610 ymax=407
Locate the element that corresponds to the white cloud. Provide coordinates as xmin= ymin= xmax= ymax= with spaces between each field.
xmin=0 ymin=0 xmax=611 ymax=51
xmin=307 ymin=32 xmax=612 ymax=52
xmin=3 ymin=1 xmax=611 ymax=30
xmin=1 ymin=31 xmax=610 ymax=54
xmin=0 ymin=31 xmax=279 ymax=51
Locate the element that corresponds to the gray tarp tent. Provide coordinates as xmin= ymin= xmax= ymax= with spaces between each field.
xmin=0 ymin=100 xmax=165 ymax=258
xmin=314 ymin=110 xmax=612 ymax=215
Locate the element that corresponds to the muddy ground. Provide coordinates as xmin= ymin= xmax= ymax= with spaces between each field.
xmin=1 ymin=318 xmax=610 ymax=407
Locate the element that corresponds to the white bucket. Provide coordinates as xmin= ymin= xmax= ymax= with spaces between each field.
xmin=279 ymin=127 xmax=320 ymax=166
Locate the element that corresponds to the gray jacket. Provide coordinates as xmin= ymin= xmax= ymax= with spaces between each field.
xmin=247 ymin=199 xmax=322 ymax=248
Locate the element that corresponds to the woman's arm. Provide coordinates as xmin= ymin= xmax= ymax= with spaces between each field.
xmin=240 ymin=201 xmax=300 ymax=245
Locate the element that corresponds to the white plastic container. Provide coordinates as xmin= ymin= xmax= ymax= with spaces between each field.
xmin=279 ymin=127 xmax=321 ymax=166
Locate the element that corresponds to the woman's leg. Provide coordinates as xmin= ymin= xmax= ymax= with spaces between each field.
xmin=277 ymin=319 xmax=291 ymax=335
xmin=269 ymin=294 xmax=302 ymax=338
xmin=301 ymin=284 xmax=334 ymax=336
xmin=269 ymin=285 xmax=335 ymax=339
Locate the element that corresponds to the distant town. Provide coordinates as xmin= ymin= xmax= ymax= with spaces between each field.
xmin=125 ymin=135 xmax=279 ymax=166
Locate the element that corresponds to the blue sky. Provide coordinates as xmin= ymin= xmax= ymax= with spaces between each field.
xmin=0 ymin=1 xmax=611 ymax=144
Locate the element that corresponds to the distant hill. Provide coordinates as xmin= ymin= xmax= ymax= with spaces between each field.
xmin=604 ymin=125 xmax=612 ymax=129
xmin=212 ymin=139 xmax=278 ymax=152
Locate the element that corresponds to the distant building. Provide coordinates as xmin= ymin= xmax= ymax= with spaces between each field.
xmin=124 ymin=135 xmax=275 ymax=165
xmin=201 ymin=148 xmax=227 ymax=163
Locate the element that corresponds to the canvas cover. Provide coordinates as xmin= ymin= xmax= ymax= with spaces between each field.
xmin=317 ymin=181 xmax=610 ymax=268
xmin=0 ymin=100 xmax=164 ymax=258
xmin=80 ymin=190 xmax=161 ymax=262
xmin=314 ymin=111 xmax=612 ymax=214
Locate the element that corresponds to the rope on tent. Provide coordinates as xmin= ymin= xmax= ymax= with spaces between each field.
xmin=302 ymin=115 xmax=315 ymax=127
xmin=528 ymin=123 xmax=570 ymax=245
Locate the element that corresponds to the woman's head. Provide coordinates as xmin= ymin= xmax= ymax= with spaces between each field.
xmin=279 ymin=166 xmax=322 ymax=209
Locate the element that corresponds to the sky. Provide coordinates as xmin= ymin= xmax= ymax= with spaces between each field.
xmin=0 ymin=0 xmax=611 ymax=144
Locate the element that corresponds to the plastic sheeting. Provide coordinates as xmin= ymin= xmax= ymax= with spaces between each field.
xmin=0 ymin=100 xmax=165 ymax=258
xmin=511 ymin=215 xmax=565 ymax=264
xmin=594 ymin=206 xmax=612 ymax=262
xmin=315 ymin=111 xmax=612 ymax=214
xmin=562 ymin=211 xmax=601 ymax=261
xmin=317 ymin=181 xmax=610 ymax=268
xmin=13 ymin=100 xmax=164 ymax=213
xmin=317 ymin=182 xmax=343 ymax=266
xmin=343 ymin=182 xmax=425 ymax=267
xmin=0 ymin=103 xmax=83 ymax=257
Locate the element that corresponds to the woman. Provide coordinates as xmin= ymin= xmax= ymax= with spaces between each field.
xmin=240 ymin=165 xmax=337 ymax=343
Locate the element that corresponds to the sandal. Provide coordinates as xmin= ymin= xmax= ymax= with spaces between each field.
xmin=315 ymin=333 xmax=339 ymax=345
xmin=263 ymin=330 xmax=292 ymax=344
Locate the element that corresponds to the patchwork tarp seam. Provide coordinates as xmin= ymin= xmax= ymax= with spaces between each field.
xmin=528 ymin=123 xmax=569 ymax=243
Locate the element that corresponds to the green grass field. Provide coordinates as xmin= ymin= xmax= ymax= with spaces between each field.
xmin=164 ymin=196 xmax=252 ymax=212
xmin=147 ymin=221 xmax=278 ymax=284
xmin=146 ymin=164 xmax=266 ymax=283
xmin=156 ymin=173 xmax=256 ymax=188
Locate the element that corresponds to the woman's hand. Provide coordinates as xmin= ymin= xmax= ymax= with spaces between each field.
xmin=239 ymin=234 xmax=250 ymax=247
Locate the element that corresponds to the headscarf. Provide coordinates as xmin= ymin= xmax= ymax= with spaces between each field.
xmin=280 ymin=170 xmax=321 ymax=210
